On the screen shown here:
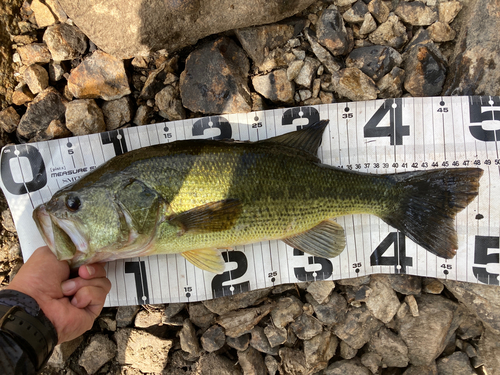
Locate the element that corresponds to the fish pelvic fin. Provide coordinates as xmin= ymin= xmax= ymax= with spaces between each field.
xmin=382 ymin=167 xmax=483 ymax=259
xmin=282 ymin=219 xmax=346 ymax=258
xmin=262 ymin=120 xmax=329 ymax=156
xmin=182 ymin=248 xmax=226 ymax=274
xmin=169 ymin=199 xmax=242 ymax=235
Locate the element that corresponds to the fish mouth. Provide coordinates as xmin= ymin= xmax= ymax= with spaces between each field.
xmin=33 ymin=205 xmax=89 ymax=262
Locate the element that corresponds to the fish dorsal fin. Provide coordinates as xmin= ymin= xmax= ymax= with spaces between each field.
xmin=261 ymin=120 xmax=329 ymax=156
xmin=182 ymin=248 xmax=226 ymax=274
xmin=282 ymin=219 xmax=346 ymax=259
xmin=169 ymin=199 xmax=242 ymax=235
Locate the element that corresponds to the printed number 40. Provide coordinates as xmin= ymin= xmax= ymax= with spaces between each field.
xmin=364 ymin=98 xmax=410 ymax=145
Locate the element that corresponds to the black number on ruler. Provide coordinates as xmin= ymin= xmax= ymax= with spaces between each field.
xmin=293 ymin=249 xmax=333 ymax=281
xmin=211 ymin=251 xmax=250 ymax=298
xmin=0 ymin=145 xmax=47 ymax=195
xmin=192 ymin=116 xmax=232 ymax=140
xmin=364 ymin=98 xmax=410 ymax=145
xmin=125 ymin=261 xmax=149 ymax=304
xmin=469 ymin=96 xmax=500 ymax=141
xmin=472 ymin=236 xmax=499 ymax=285
xmin=370 ymin=232 xmax=412 ymax=274
xmin=101 ymin=129 xmax=128 ymax=156
xmin=282 ymin=107 xmax=320 ymax=130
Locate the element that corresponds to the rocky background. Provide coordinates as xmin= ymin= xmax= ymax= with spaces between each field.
xmin=0 ymin=0 xmax=500 ymax=374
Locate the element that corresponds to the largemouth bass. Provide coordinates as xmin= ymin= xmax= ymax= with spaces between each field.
xmin=33 ymin=121 xmax=483 ymax=273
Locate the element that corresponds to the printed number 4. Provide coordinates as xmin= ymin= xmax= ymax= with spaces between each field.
xmin=364 ymin=98 xmax=410 ymax=145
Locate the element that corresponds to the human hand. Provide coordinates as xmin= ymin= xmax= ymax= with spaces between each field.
xmin=7 ymin=246 xmax=111 ymax=343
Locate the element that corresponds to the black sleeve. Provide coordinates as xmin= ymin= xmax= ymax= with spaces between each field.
xmin=0 ymin=290 xmax=58 ymax=374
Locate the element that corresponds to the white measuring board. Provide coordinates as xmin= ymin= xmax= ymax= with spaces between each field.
xmin=1 ymin=96 xmax=499 ymax=307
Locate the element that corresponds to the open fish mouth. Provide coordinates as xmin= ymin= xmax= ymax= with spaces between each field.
xmin=33 ymin=205 xmax=89 ymax=261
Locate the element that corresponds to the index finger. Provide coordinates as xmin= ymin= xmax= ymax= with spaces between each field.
xmin=78 ymin=263 xmax=107 ymax=279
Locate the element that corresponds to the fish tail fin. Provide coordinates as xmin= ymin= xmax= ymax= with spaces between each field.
xmin=381 ymin=168 xmax=483 ymax=259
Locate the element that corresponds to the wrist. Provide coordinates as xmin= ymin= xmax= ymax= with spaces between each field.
xmin=0 ymin=289 xmax=58 ymax=371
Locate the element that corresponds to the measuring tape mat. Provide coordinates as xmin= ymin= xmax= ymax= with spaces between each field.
xmin=1 ymin=96 xmax=499 ymax=306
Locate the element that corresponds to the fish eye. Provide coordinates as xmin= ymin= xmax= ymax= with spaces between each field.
xmin=65 ymin=195 xmax=81 ymax=212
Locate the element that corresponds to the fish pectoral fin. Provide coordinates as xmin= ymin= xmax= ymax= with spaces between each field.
xmin=282 ymin=219 xmax=346 ymax=259
xmin=181 ymin=248 xmax=226 ymax=274
xmin=169 ymin=199 xmax=242 ymax=235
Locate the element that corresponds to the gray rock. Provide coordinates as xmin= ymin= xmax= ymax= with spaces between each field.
xmin=337 ymin=276 xmax=371 ymax=286
xmin=252 ymin=69 xmax=295 ymax=104
xmin=279 ymin=347 xmax=308 ymax=375
xmin=155 ymin=85 xmax=185 ymax=121
xmin=43 ymin=23 xmax=87 ymax=62
xmin=359 ymin=13 xmax=377 ymax=35
xmin=250 ymin=326 xmax=279 ymax=355
xmin=180 ymin=37 xmax=251 ymax=115
xmin=442 ymin=280 xmax=500 ymax=335
xmin=404 ymin=44 xmax=447 ymax=97
xmin=331 ymin=67 xmax=379 ymax=101
xmin=304 ymin=330 xmax=338 ymax=373
xmin=217 ymin=304 xmax=274 ymax=338
xmin=165 ymin=303 xmax=186 ymax=319
xmin=290 ymin=312 xmax=323 ymax=340
xmin=0 ymin=106 xmax=20 ymax=133
xmin=265 ymin=355 xmax=279 ymax=375
xmin=98 ymin=315 xmax=117 ymax=331
xmin=264 ymin=323 xmax=287 ymax=347
xmin=333 ymin=305 xmax=383 ymax=349
xmin=238 ymin=346 xmax=267 ymax=375
xmin=17 ymin=43 xmax=51 ymax=66
xmin=388 ymin=275 xmax=422 ymax=295
xmin=30 ymin=0 xmax=67 ymax=28
xmin=65 ymin=99 xmax=106 ymax=136
xmin=287 ymin=59 xmax=305 ymax=81
xmin=395 ymin=1 xmax=438 ymax=26
xmin=443 ymin=0 xmax=500 ymax=96
xmin=340 ymin=340 xmax=358 ymax=359
xmin=47 ymin=336 xmax=83 ymax=369
xmin=368 ymin=326 xmax=409 ymax=367
xmin=369 ymin=15 xmax=408 ymax=49
xmin=343 ymin=1 xmax=368 ymax=24
xmin=116 ymin=305 xmax=140 ymax=328
xmin=270 ymin=296 xmax=303 ymax=328
xmin=102 ymin=96 xmax=133 ymax=130
xmin=58 ymin=0 xmax=317 ymax=58
xmin=139 ymin=58 xmax=178 ymax=100
xmin=377 ymin=66 xmax=405 ymax=98
xmin=456 ymin=312 xmax=483 ymax=340
xmin=367 ymin=0 xmax=390 ymax=24
xmin=78 ymin=334 xmax=116 ymax=374
xmin=405 ymin=295 xmax=419 ymax=317
xmin=360 ymin=351 xmax=382 ymax=374
xmin=306 ymin=280 xmax=335 ymax=304
xmin=68 ymin=50 xmax=131 ymax=101
xmin=235 ymin=23 xmax=297 ymax=68
xmin=317 ymin=6 xmax=353 ymax=56
xmin=12 ymin=84 xmax=35 ymax=106
xmin=346 ymin=45 xmax=402 ymax=81
xmin=134 ymin=305 xmax=164 ymax=328
xmin=397 ymin=294 xmax=459 ymax=366
xmin=295 ymin=56 xmax=321 ymax=88
xmin=427 ymin=21 xmax=456 ymax=42
xmin=226 ymin=333 xmax=250 ymax=351
xmin=436 ymin=351 xmax=476 ymax=375
xmin=476 ymin=329 xmax=500 ymax=375
xmin=48 ymin=62 xmax=65 ymax=82
xmin=17 ymin=87 xmax=66 ymax=139
xmin=201 ymin=325 xmax=226 ymax=352
xmin=422 ymin=278 xmax=444 ymax=294
xmin=304 ymin=28 xmax=342 ymax=74
xmin=203 ymin=288 xmax=271 ymax=315
xmin=23 ymin=64 xmax=49 ymax=94
xmin=324 ymin=358 xmax=371 ymax=375
xmin=192 ymin=352 xmax=240 ymax=374
xmin=133 ymin=104 xmax=153 ymax=126
xmin=1 ymin=210 xmax=16 ymax=234
xmin=438 ymin=1 xmax=462 ymax=24
xmin=180 ymin=319 xmax=201 ymax=357
xmin=402 ymin=363 xmax=438 ymax=375
xmin=189 ymin=302 xmax=216 ymax=329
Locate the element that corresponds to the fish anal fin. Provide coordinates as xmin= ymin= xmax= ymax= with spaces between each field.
xmin=170 ymin=199 xmax=242 ymax=235
xmin=182 ymin=248 xmax=226 ymax=274
xmin=282 ymin=219 xmax=346 ymax=259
